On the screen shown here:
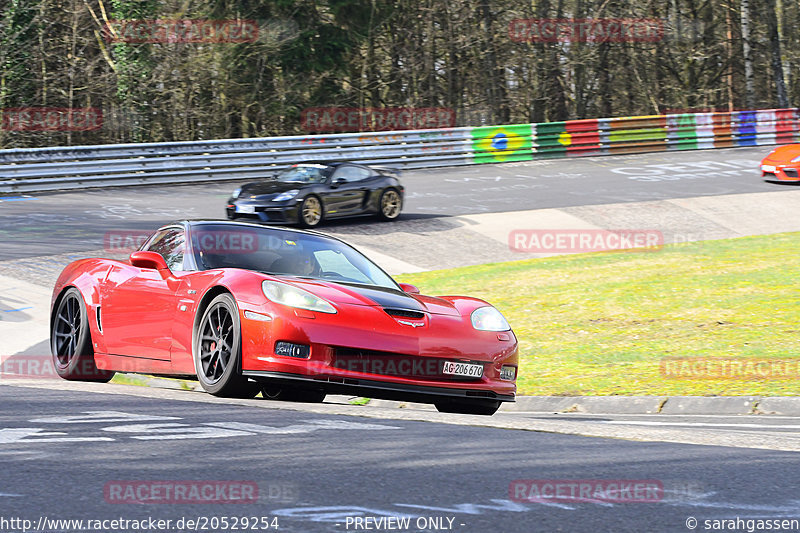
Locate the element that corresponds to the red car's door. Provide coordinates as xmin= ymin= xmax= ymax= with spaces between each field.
xmin=101 ymin=228 xmax=187 ymax=360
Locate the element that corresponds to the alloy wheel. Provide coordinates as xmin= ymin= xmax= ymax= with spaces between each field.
xmin=53 ymin=293 xmax=82 ymax=369
xmin=199 ymin=303 xmax=235 ymax=384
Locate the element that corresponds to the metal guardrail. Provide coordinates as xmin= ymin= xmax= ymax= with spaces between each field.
xmin=1 ymin=109 xmax=797 ymax=194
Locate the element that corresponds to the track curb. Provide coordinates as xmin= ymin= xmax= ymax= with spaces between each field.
xmin=128 ymin=377 xmax=799 ymax=415
xmin=350 ymin=395 xmax=798 ymax=416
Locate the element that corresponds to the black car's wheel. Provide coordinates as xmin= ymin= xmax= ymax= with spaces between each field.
xmin=51 ymin=288 xmax=114 ymax=382
xmin=299 ymin=196 xmax=324 ymax=227
xmin=194 ymin=293 xmax=259 ymax=398
xmin=261 ymin=384 xmax=327 ymax=403
xmin=434 ymin=399 xmax=501 ymax=416
xmin=377 ymin=188 xmax=402 ymax=221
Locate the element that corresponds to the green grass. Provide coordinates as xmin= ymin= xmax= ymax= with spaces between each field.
xmin=111 ymin=373 xmax=196 ymax=391
xmin=398 ymin=233 xmax=800 ymax=396
xmin=349 ymin=397 xmax=372 ymax=406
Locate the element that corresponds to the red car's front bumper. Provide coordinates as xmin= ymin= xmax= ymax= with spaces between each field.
xmin=238 ymin=301 xmax=518 ymax=402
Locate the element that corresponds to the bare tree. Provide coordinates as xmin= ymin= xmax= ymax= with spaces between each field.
xmin=764 ymin=0 xmax=789 ymax=107
xmin=740 ymin=0 xmax=755 ymax=107
xmin=0 ymin=0 xmax=796 ymax=149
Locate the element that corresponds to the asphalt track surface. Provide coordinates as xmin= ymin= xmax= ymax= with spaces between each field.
xmin=3 ymin=145 xmax=800 ymax=533
xmin=3 ymin=384 xmax=800 ymax=533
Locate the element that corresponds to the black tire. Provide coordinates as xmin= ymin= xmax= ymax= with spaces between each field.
xmin=434 ymin=399 xmax=501 ymax=416
xmin=299 ymin=195 xmax=324 ymax=228
xmin=51 ymin=287 xmax=114 ymax=382
xmin=377 ymin=188 xmax=402 ymax=221
xmin=261 ymin=383 xmax=327 ymax=403
xmin=229 ymin=381 xmax=261 ymax=399
xmin=194 ymin=293 xmax=258 ymax=397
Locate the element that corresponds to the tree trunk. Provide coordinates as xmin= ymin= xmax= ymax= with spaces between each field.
xmin=765 ymin=0 xmax=789 ymax=107
xmin=478 ymin=0 xmax=509 ymax=123
xmin=726 ymin=1 xmax=735 ymax=111
xmin=740 ymin=0 xmax=755 ymax=108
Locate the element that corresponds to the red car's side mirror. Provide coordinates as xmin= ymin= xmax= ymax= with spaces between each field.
xmin=399 ymin=283 xmax=420 ymax=294
xmin=130 ymin=251 xmax=169 ymax=271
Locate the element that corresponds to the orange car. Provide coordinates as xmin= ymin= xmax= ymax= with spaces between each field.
xmin=761 ymin=144 xmax=800 ymax=182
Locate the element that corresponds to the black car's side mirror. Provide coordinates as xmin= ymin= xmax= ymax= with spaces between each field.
xmin=331 ymin=178 xmax=347 ymax=188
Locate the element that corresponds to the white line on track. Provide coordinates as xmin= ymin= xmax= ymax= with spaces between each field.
xmin=601 ymin=421 xmax=800 ymax=429
xmin=7 ymin=380 xmax=800 ymax=451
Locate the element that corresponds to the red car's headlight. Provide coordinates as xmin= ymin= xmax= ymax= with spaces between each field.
xmin=471 ymin=306 xmax=511 ymax=331
xmin=262 ymin=280 xmax=337 ymax=314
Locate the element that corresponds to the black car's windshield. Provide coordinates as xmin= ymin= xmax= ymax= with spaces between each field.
xmin=275 ymin=164 xmax=329 ymax=184
xmin=191 ymin=224 xmax=399 ymax=290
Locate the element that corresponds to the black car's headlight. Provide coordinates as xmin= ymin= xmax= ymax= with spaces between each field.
xmin=273 ymin=189 xmax=300 ymax=202
xmin=471 ymin=306 xmax=511 ymax=331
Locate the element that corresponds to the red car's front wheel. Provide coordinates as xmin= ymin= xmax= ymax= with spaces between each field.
xmin=194 ymin=293 xmax=259 ymax=398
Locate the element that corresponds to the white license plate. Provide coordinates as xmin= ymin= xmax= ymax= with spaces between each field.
xmin=762 ymin=165 xmax=776 ymax=172
xmin=236 ymin=205 xmax=256 ymax=214
xmin=442 ymin=361 xmax=483 ymax=378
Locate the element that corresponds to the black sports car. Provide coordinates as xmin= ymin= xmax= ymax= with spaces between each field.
xmin=226 ymin=162 xmax=404 ymax=227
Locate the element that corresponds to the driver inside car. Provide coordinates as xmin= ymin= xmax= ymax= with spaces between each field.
xmin=270 ymin=248 xmax=316 ymax=276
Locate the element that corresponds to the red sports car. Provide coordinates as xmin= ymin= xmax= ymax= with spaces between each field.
xmin=761 ymin=144 xmax=800 ymax=182
xmin=51 ymin=220 xmax=517 ymax=415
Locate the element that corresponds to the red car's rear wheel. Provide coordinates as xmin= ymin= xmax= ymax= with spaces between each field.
xmin=51 ymin=288 xmax=114 ymax=382
xmin=195 ymin=293 xmax=259 ymax=398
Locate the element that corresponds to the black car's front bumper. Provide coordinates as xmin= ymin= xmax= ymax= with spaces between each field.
xmin=226 ymin=200 xmax=301 ymax=224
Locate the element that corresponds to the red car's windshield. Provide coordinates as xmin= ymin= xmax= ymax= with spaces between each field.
xmin=190 ymin=223 xmax=399 ymax=290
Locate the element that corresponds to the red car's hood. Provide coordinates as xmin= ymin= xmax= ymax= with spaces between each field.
xmin=762 ymin=144 xmax=800 ymax=164
xmin=272 ymin=277 xmax=461 ymax=316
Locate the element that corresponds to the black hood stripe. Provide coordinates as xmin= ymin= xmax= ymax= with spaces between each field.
xmin=338 ymin=283 xmax=424 ymax=311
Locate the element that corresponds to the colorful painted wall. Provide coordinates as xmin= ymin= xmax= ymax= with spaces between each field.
xmin=469 ymin=108 xmax=800 ymax=164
